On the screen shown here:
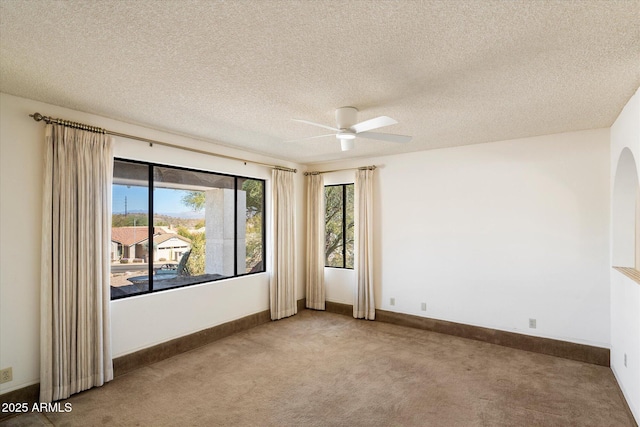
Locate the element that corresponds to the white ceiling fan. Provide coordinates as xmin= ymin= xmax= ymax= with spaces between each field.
xmin=290 ymin=107 xmax=412 ymax=151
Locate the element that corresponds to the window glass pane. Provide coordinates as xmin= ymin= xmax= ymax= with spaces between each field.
xmin=111 ymin=159 xmax=267 ymax=300
xmin=152 ymin=166 xmax=235 ymax=291
xmin=345 ymin=184 xmax=355 ymax=269
xmin=238 ymin=178 xmax=265 ymax=275
xmin=111 ymin=160 xmax=150 ymax=298
xmin=325 ymin=185 xmax=344 ymax=267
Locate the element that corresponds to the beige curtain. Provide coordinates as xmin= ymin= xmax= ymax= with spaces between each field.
xmin=270 ymin=168 xmax=297 ymax=320
xmin=40 ymin=124 xmax=114 ymax=402
xmin=306 ymin=173 xmax=325 ymax=310
xmin=354 ymin=168 xmax=375 ymax=320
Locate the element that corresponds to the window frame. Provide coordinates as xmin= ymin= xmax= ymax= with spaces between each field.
xmin=111 ymin=158 xmax=266 ymax=300
xmin=324 ymin=183 xmax=354 ymax=269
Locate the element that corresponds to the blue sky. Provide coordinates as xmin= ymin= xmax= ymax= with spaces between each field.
xmin=112 ymin=185 xmax=203 ymax=217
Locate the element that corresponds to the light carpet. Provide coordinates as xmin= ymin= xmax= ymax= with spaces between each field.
xmin=1 ymin=310 xmax=634 ymax=426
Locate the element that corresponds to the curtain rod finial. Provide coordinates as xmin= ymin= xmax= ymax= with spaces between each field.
xmin=30 ymin=112 xmax=44 ymax=122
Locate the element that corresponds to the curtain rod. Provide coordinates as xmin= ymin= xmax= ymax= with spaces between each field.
xmin=29 ymin=112 xmax=297 ymax=173
xmin=304 ymin=165 xmax=376 ymax=176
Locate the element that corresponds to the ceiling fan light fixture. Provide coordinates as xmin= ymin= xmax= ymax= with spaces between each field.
xmin=340 ymin=138 xmax=355 ymax=151
xmin=336 ymin=131 xmax=356 ymax=140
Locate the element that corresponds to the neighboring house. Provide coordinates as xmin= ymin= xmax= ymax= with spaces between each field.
xmin=111 ymin=226 xmax=191 ymax=262
xmin=111 ymin=226 xmax=149 ymax=261
xmin=153 ymin=233 xmax=192 ymax=262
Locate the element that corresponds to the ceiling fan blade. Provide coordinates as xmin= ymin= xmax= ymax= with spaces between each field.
xmin=351 ymin=116 xmax=397 ymax=133
xmin=357 ymin=132 xmax=412 ymax=143
xmin=292 ymin=119 xmax=340 ymax=132
xmin=285 ymin=133 xmax=335 ymax=143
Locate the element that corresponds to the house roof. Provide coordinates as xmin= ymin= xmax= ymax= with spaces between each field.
xmin=153 ymin=234 xmax=191 ymax=245
xmin=1 ymin=1 xmax=638 ymax=163
xmin=111 ymin=226 xmax=191 ymax=246
xmin=111 ymin=227 xmax=149 ymax=246
xmin=112 ymin=227 xmax=192 ymax=246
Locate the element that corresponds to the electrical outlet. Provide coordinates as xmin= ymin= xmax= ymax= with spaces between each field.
xmin=421 ymin=302 xmax=427 ymax=311
xmin=0 ymin=367 xmax=12 ymax=384
xmin=624 ymin=353 xmax=627 ymax=367
xmin=529 ymin=318 xmax=537 ymax=329
xmin=390 ymin=297 xmax=395 ymax=306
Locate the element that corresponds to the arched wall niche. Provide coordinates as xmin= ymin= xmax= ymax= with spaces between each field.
xmin=612 ymin=147 xmax=640 ymax=269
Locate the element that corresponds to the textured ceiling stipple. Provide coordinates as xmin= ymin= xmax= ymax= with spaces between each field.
xmin=1 ymin=0 xmax=639 ymax=164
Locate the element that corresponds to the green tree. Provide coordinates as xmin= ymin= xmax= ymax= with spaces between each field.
xmin=186 ymin=232 xmax=205 ymax=275
xmin=325 ymin=186 xmax=343 ymax=266
xmin=176 ymin=226 xmax=192 ymax=239
xmin=176 ymin=226 xmax=205 ymax=275
xmin=241 ymin=179 xmax=264 ymax=218
xmin=325 ymin=184 xmax=354 ymax=267
xmin=241 ymin=179 xmax=264 ymax=272
xmin=182 ymin=191 xmax=205 ymax=211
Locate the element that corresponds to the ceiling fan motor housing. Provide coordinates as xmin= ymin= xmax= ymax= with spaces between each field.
xmin=336 ymin=106 xmax=358 ymax=129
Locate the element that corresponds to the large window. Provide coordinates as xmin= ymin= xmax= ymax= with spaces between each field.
xmin=110 ymin=159 xmax=265 ymax=299
xmin=325 ymin=184 xmax=354 ymax=268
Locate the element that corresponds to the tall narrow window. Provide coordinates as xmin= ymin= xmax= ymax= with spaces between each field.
xmin=110 ymin=159 xmax=266 ymax=299
xmin=325 ymin=184 xmax=354 ymax=268
xmin=238 ymin=178 xmax=265 ymax=275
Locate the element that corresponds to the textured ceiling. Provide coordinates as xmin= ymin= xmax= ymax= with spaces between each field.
xmin=1 ymin=0 xmax=639 ymax=164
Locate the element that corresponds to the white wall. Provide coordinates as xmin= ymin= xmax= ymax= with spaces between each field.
xmin=610 ymin=87 xmax=640 ymax=423
xmin=0 ymin=93 xmax=305 ymax=394
xmin=0 ymin=95 xmax=44 ymax=395
xmin=314 ymin=128 xmax=611 ymax=348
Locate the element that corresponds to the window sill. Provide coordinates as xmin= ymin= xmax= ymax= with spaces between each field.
xmin=612 ymin=266 xmax=640 ymax=285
